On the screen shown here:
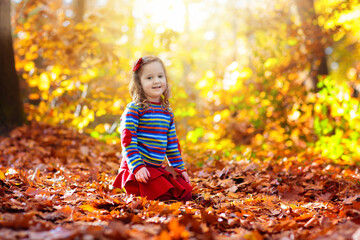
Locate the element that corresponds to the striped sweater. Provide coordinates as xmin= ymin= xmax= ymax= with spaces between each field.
xmin=120 ymin=101 xmax=185 ymax=173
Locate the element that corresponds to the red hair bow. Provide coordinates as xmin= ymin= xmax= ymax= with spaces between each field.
xmin=132 ymin=57 xmax=143 ymax=72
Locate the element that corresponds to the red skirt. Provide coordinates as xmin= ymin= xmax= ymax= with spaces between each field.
xmin=112 ymin=158 xmax=193 ymax=201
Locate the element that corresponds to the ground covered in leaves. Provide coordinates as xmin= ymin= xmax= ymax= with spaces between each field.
xmin=0 ymin=122 xmax=360 ymax=240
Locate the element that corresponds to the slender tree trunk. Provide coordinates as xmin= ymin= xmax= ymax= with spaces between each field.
xmin=213 ymin=1 xmax=220 ymax=74
xmin=182 ymin=0 xmax=192 ymax=92
xmin=127 ymin=0 xmax=135 ymax=59
xmin=0 ymin=0 xmax=24 ymax=135
xmin=74 ymin=0 xmax=85 ymax=23
xmin=245 ymin=0 xmax=255 ymax=74
xmin=295 ymin=0 xmax=329 ymax=92
xmin=230 ymin=0 xmax=238 ymax=62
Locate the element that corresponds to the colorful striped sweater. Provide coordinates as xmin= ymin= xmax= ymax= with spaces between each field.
xmin=120 ymin=101 xmax=185 ymax=174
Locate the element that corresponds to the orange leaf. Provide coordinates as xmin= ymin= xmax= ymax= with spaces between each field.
xmin=244 ymin=230 xmax=263 ymax=240
xmin=353 ymin=202 xmax=360 ymax=210
xmin=79 ymin=204 xmax=97 ymax=213
xmin=169 ymin=202 xmax=182 ymax=214
xmin=156 ymin=230 xmax=171 ymax=240
xmin=295 ymin=213 xmax=313 ymax=221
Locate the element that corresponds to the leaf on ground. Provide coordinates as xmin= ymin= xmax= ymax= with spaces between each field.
xmin=0 ymin=123 xmax=359 ymax=239
xmin=0 ymin=170 xmax=5 ymax=180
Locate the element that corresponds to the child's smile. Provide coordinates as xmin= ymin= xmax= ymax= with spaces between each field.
xmin=140 ymin=61 xmax=167 ymax=102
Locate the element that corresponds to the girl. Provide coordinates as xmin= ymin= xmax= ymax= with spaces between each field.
xmin=112 ymin=56 xmax=193 ymax=201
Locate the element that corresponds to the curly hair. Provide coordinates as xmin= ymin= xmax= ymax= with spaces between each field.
xmin=129 ymin=56 xmax=171 ymax=110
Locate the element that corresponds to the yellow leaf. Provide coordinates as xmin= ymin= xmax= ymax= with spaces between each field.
xmin=169 ymin=202 xmax=182 ymax=212
xmin=87 ymin=68 xmax=98 ymax=77
xmin=52 ymin=88 xmax=64 ymax=97
xmin=196 ymin=78 xmax=207 ymax=89
xmin=25 ymin=52 xmax=38 ymax=60
xmin=39 ymin=73 xmax=50 ymax=90
xmin=220 ymin=109 xmax=230 ymax=119
xmin=244 ymin=230 xmax=263 ymax=240
xmin=0 ymin=170 xmax=5 ymax=180
xmin=29 ymin=93 xmax=40 ymax=100
xmin=24 ymin=22 xmax=31 ymax=30
xmin=87 ymin=111 xmax=94 ymax=121
xmin=239 ymin=67 xmax=253 ymax=79
xmin=79 ymin=204 xmax=96 ymax=213
xmin=264 ymin=58 xmax=278 ymax=69
xmin=41 ymin=92 xmax=49 ymax=100
xmin=24 ymin=61 xmax=35 ymax=71
xmin=30 ymin=45 xmax=38 ymax=52
xmin=28 ymin=76 xmax=39 ymax=87
xmin=314 ymin=103 xmax=321 ymax=113
xmin=51 ymin=65 xmax=62 ymax=78
xmin=96 ymin=109 xmax=107 ymax=117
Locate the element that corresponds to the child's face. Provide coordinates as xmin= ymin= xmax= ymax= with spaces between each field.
xmin=139 ymin=61 xmax=167 ymax=102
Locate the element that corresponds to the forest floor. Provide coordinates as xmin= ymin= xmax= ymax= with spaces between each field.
xmin=0 ymin=122 xmax=360 ymax=240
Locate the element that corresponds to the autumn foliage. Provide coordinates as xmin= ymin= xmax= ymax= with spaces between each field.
xmin=11 ymin=0 xmax=360 ymax=164
xmin=3 ymin=0 xmax=360 ymax=238
xmin=0 ymin=123 xmax=359 ymax=239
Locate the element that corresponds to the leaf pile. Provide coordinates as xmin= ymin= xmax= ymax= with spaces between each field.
xmin=0 ymin=122 xmax=360 ymax=239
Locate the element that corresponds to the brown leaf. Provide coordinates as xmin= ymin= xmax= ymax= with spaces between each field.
xmin=201 ymin=210 xmax=219 ymax=224
xmin=163 ymin=165 xmax=179 ymax=179
xmin=227 ymin=185 xmax=238 ymax=193
xmin=0 ymin=213 xmax=36 ymax=229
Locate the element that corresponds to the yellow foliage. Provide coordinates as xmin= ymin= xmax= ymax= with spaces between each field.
xmin=96 ymin=108 xmax=107 ymax=117
xmin=196 ymin=71 xmax=215 ymax=90
xmin=0 ymin=170 xmax=5 ymax=180
xmin=24 ymin=61 xmax=35 ymax=71
xmin=53 ymin=88 xmax=64 ymax=97
xmin=239 ymin=67 xmax=253 ymax=79
xmin=51 ymin=65 xmax=62 ymax=78
xmin=28 ymin=76 xmax=39 ymax=87
xmin=39 ymin=73 xmax=50 ymax=91
xmin=29 ymin=93 xmax=40 ymax=100
xmin=264 ymin=58 xmax=278 ymax=69
xmin=11 ymin=0 xmax=360 ymax=163
xmin=79 ymin=204 xmax=97 ymax=213
xmin=41 ymin=92 xmax=48 ymax=100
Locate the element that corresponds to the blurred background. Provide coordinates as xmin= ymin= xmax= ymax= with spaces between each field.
xmin=10 ymin=0 xmax=360 ymax=163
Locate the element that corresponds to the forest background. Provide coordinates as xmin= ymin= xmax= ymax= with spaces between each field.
xmin=3 ymin=0 xmax=359 ymax=164
xmin=7 ymin=0 xmax=360 ymax=165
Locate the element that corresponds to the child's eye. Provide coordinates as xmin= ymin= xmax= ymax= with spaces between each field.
xmin=147 ymin=77 xmax=152 ymax=80
xmin=159 ymin=75 xmax=163 ymax=78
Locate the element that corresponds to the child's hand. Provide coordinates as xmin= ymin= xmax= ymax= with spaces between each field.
xmin=181 ymin=171 xmax=191 ymax=183
xmin=135 ymin=167 xmax=150 ymax=183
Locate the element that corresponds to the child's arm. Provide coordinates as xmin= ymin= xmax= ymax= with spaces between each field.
xmin=166 ymin=113 xmax=185 ymax=171
xmin=121 ymin=103 xmax=145 ymax=174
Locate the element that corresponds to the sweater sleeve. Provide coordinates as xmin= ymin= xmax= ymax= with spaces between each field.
xmin=166 ymin=112 xmax=185 ymax=171
xmin=121 ymin=103 xmax=145 ymax=173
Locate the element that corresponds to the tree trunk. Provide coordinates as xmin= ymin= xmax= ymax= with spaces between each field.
xmin=295 ymin=0 xmax=329 ymax=92
xmin=182 ymin=0 xmax=192 ymax=93
xmin=0 ymin=0 xmax=24 ymax=135
xmin=230 ymin=0 xmax=238 ymax=62
xmin=74 ymin=0 xmax=85 ymax=23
